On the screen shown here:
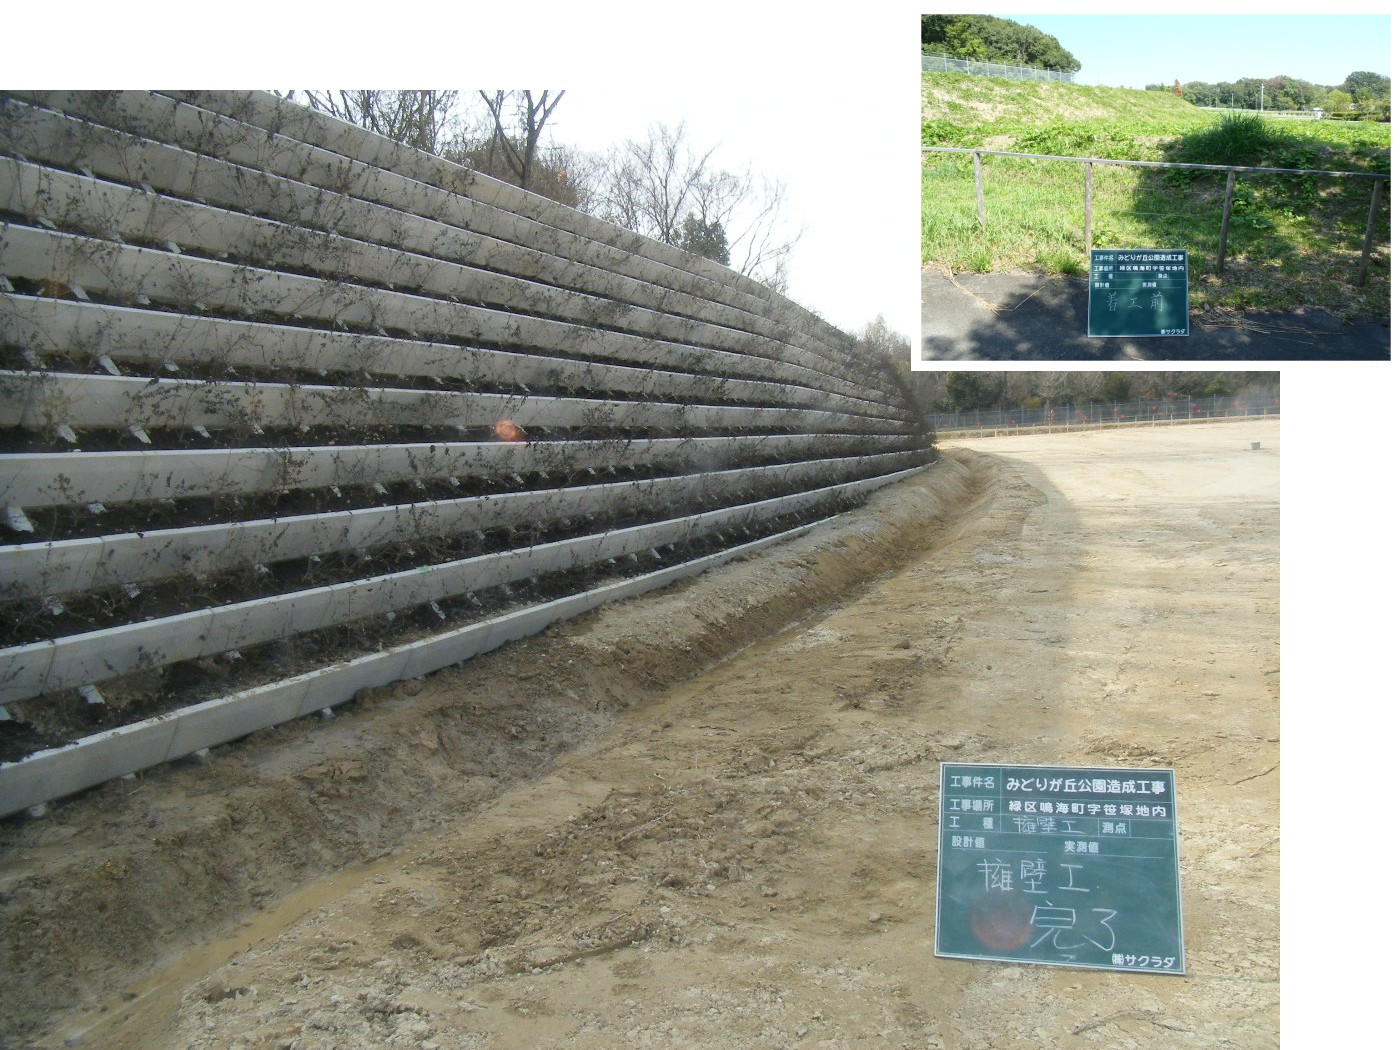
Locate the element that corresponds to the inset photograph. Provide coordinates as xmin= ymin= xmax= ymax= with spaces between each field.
xmin=919 ymin=13 xmax=1390 ymax=361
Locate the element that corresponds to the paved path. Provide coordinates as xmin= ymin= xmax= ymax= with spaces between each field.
xmin=922 ymin=271 xmax=1390 ymax=361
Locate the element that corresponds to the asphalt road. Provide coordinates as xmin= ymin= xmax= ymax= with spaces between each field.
xmin=921 ymin=271 xmax=1390 ymax=361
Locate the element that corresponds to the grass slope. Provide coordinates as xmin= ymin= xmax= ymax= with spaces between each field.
xmin=923 ymin=72 xmax=1207 ymax=140
xmin=922 ymin=73 xmax=1391 ymax=321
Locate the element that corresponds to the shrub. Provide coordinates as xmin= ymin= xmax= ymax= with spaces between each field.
xmin=1167 ymin=112 xmax=1277 ymax=168
xmin=1011 ymin=120 xmax=1151 ymax=161
xmin=923 ymin=120 xmax=972 ymax=147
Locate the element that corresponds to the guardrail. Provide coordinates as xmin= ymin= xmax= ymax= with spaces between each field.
xmin=0 ymin=91 xmax=934 ymax=816
xmin=921 ymin=145 xmax=1389 ymax=286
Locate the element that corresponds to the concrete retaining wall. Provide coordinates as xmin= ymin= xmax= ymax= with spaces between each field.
xmin=0 ymin=91 xmax=932 ymax=815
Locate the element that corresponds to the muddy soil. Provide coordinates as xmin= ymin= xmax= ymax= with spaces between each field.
xmin=1 ymin=421 xmax=1280 ymax=1049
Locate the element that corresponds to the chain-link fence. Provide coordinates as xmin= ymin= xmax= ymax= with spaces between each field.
xmin=921 ymin=52 xmax=1075 ymax=83
xmin=932 ymin=393 xmax=1280 ymax=434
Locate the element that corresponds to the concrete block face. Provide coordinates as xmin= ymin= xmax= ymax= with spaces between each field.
xmin=0 ymin=90 xmax=933 ymax=815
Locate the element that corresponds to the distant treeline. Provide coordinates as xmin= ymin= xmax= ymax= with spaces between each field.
xmin=921 ymin=14 xmax=1081 ymax=74
xmin=1147 ymin=71 xmax=1390 ymax=116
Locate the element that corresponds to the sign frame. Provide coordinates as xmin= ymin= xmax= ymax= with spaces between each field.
xmin=934 ymin=761 xmax=1186 ymax=975
xmin=1087 ymin=248 xmax=1190 ymax=338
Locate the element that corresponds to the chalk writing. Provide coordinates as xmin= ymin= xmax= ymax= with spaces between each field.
xmin=1087 ymin=249 xmax=1189 ymax=337
xmin=935 ymin=762 xmax=1185 ymax=975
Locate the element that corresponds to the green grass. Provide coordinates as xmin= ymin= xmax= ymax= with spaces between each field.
xmin=922 ymin=73 xmax=1391 ymax=321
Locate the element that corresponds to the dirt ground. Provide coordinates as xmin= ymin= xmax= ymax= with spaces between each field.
xmin=1 ymin=420 xmax=1280 ymax=1049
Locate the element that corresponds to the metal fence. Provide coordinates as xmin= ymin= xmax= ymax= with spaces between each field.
xmin=921 ymin=146 xmax=1390 ymax=286
xmin=922 ymin=52 xmax=1075 ymax=84
xmin=1197 ymin=106 xmax=1390 ymax=123
xmin=931 ymin=393 xmax=1280 ymax=434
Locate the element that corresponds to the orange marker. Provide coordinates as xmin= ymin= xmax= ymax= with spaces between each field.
xmin=492 ymin=420 xmax=525 ymax=443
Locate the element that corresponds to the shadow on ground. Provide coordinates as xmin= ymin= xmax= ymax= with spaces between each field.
xmin=921 ymin=271 xmax=1390 ymax=361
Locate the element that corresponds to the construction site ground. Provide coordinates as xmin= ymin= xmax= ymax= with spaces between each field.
xmin=2 ymin=420 xmax=1281 ymax=1050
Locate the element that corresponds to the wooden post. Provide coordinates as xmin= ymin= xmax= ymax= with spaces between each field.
xmin=973 ymin=151 xmax=985 ymax=227
xmin=1357 ymin=177 xmax=1384 ymax=286
xmin=1216 ymin=170 xmax=1236 ymax=274
xmin=1083 ymin=161 xmax=1093 ymax=253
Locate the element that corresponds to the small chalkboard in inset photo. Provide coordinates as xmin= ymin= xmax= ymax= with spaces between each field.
xmin=935 ymin=762 xmax=1185 ymax=975
xmin=1087 ymin=249 xmax=1189 ymax=338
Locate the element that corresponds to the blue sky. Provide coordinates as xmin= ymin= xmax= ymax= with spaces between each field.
xmin=1001 ymin=13 xmax=1391 ymax=89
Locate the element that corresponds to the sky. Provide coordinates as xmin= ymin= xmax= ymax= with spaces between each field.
xmin=5 ymin=4 xmax=918 ymax=336
xmin=516 ymin=71 xmax=918 ymax=336
xmin=1002 ymin=12 xmax=1392 ymax=90
xmin=8 ymin=4 xmax=1390 ymax=339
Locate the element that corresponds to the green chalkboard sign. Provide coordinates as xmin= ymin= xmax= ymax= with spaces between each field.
xmin=1087 ymin=249 xmax=1189 ymax=337
xmin=935 ymin=763 xmax=1185 ymax=975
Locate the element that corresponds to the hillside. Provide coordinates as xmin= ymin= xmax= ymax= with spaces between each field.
xmin=921 ymin=72 xmax=1391 ymax=321
xmin=922 ymin=72 xmax=1208 ymax=145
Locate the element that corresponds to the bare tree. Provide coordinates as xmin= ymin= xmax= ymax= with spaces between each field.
xmin=595 ymin=122 xmax=716 ymax=245
xmin=448 ymin=91 xmax=593 ymax=207
xmin=291 ymin=90 xmax=460 ymax=155
xmin=283 ymin=89 xmax=589 ymax=208
xmin=475 ymin=90 xmax=567 ymax=192
xmin=593 ymin=122 xmax=802 ymax=291
xmin=690 ymin=167 xmax=801 ymax=291
xmin=855 ymin=316 xmax=938 ymax=420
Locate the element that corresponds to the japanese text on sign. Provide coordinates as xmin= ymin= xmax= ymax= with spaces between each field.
xmin=1087 ymin=249 xmax=1190 ymax=338
xmin=935 ymin=762 xmax=1185 ymax=975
